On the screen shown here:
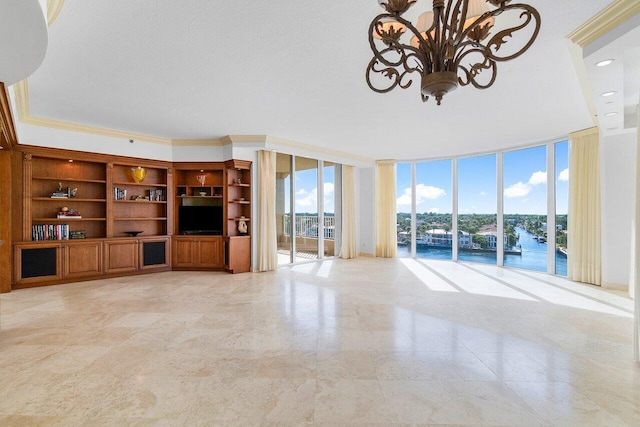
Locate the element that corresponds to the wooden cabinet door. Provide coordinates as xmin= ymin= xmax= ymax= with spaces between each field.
xmin=14 ymin=243 xmax=62 ymax=285
xmin=226 ymin=236 xmax=251 ymax=273
xmin=104 ymin=239 xmax=139 ymax=274
xmin=198 ymin=237 xmax=223 ymax=268
xmin=140 ymin=237 xmax=170 ymax=270
xmin=172 ymin=238 xmax=197 ymax=267
xmin=63 ymin=241 xmax=102 ymax=278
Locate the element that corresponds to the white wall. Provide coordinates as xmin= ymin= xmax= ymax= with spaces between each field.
xmin=359 ymin=167 xmax=375 ymax=256
xmin=601 ymin=129 xmax=638 ymax=289
xmin=19 ymin=123 xmax=175 ymax=161
xmin=171 ymin=144 xmax=225 ymax=162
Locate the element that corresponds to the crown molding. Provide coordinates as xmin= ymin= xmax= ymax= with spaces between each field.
xmin=13 ymin=79 xmax=30 ymax=122
xmin=264 ymin=135 xmax=374 ymax=164
xmin=566 ymin=0 xmax=640 ymax=47
xmin=21 ymin=113 xmax=174 ymax=145
xmin=172 ymin=138 xmax=226 ymax=146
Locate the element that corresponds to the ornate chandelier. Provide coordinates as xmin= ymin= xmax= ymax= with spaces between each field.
xmin=367 ymin=0 xmax=541 ymax=105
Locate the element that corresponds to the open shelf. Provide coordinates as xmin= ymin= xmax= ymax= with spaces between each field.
xmin=33 ymin=218 xmax=107 ymax=222
xmin=113 ymin=200 xmax=167 ymax=204
xmin=33 ymin=176 xmax=106 ymax=184
xmin=114 ymin=217 xmax=167 ymax=221
xmin=33 ymin=197 xmax=107 ymax=202
xmin=112 ymin=181 xmax=167 ymax=188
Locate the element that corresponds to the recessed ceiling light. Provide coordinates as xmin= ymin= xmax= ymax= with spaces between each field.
xmin=68 ymin=159 xmax=73 ymax=163
xmin=605 ymin=112 xmax=618 ymax=117
xmin=596 ymin=59 xmax=615 ymax=67
xmin=601 ymin=91 xmax=616 ymax=97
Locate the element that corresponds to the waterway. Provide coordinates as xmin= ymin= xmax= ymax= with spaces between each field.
xmin=397 ymin=227 xmax=567 ymax=276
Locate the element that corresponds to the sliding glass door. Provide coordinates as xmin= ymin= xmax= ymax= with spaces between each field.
xmin=276 ymin=154 xmax=342 ymax=265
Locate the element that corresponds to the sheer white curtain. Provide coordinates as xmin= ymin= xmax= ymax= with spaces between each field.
xmin=632 ymin=108 xmax=640 ymax=361
xmin=340 ymin=165 xmax=357 ymax=259
xmin=257 ymin=150 xmax=277 ymax=271
xmin=568 ymin=127 xmax=601 ymax=286
xmin=375 ymin=160 xmax=397 ymax=258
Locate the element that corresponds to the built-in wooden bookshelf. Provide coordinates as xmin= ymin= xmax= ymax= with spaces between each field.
xmin=11 ymin=146 xmax=252 ymax=290
xmin=28 ymin=156 xmax=107 ymax=240
xmin=224 ymin=159 xmax=251 ymax=273
xmin=109 ymin=163 xmax=170 ymax=238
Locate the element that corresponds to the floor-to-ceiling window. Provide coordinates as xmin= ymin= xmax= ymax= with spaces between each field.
xmin=503 ymin=146 xmax=548 ymax=272
xmin=555 ymin=141 xmax=569 ymax=276
xmin=415 ymin=159 xmax=453 ymax=260
xmin=276 ymin=154 xmax=342 ymax=265
xmin=394 ymin=141 xmax=568 ymax=275
xmin=295 ymin=157 xmax=319 ymax=261
xmin=457 ymin=154 xmax=497 ymax=265
xmin=396 ymin=162 xmax=412 ymax=258
xmin=276 ymin=153 xmax=292 ymax=265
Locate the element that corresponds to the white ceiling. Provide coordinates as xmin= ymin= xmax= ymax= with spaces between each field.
xmin=24 ymin=0 xmax=625 ymax=160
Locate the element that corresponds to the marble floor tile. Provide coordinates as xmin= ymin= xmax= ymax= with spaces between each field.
xmin=0 ymin=258 xmax=638 ymax=425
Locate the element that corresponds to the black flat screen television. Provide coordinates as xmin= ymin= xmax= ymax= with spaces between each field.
xmin=179 ymin=205 xmax=223 ymax=235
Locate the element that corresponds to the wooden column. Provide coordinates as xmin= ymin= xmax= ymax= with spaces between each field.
xmin=0 ymin=150 xmax=11 ymax=292
xmin=22 ymin=153 xmax=32 ymax=242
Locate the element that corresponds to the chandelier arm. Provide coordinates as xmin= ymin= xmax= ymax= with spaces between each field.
xmin=366 ymin=47 xmax=423 ymax=94
xmin=438 ymin=0 xmax=459 ymax=70
xmin=456 ymin=47 xmax=498 ymax=89
xmin=484 ymin=5 xmax=540 ymax=62
xmin=392 ymin=14 xmax=433 ymax=72
xmin=368 ymin=13 xmax=406 ymax=68
xmin=366 ymin=58 xmax=403 ymax=94
xmin=451 ymin=0 xmax=466 ymax=39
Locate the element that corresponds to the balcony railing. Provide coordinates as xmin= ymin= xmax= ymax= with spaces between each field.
xmin=283 ymin=215 xmax=335 ymax=239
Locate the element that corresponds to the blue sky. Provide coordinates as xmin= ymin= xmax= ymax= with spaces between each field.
xmin=284 ymin=163 xmax=336 ymax=214
xmin=396 ymin=141 xmax=569 ymax=215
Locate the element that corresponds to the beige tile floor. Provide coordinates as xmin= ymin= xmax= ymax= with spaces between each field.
xmin=1 ymin=257 xmax=638 ymax=426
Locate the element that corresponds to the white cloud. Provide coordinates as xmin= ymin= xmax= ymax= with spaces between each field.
xmin=505 ymin=170 xmax=547 ymax=198
xmin=428 ymin=207 xmax=440 ymax=213
xmin=295 ymin=184 xmax=336 ymax=212
xmin=504 ymin=181 xmax=531 ymax=198
xmin=480 ymin=191 xmax=487 ymax=196
xmin=558 ymin=168 xmax=569 ymax=182
xmin=528 ymin=171 xmax=547 ymax=186
xmin=397 ymin=184 xmax=446 ymax=206
xmin=324 ymin=182 xmax=334 ymax=196
xmin=296 ymin=188 xmax=316 ymax=208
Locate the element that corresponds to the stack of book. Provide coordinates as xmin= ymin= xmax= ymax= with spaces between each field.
xmin=32 ymin=224 xmax=69 ymax=241
xmin=57 ymin=210 xmax=82 ymax=219
xmin=114 ymin=187 xmax=128 ymax=200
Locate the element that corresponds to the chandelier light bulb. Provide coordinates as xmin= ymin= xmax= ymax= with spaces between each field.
xmin=366 ymin=0 xmax=541 ymax=105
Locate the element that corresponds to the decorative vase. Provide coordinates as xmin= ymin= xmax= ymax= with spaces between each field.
xmin=131 ymin=167 xmax=147 ymax=183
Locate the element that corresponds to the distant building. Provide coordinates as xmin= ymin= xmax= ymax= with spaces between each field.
xmin=477 ymin=231 xmax=508 ymax=250
xmin=415 ymin=229 xmax=472 ymax=248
